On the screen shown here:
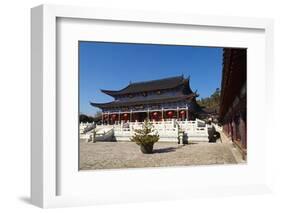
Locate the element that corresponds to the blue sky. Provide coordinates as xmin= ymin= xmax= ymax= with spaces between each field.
xmin=79 ymin=41 xmax=223 ymax=116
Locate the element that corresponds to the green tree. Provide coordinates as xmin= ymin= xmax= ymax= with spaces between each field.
xmin=130 ymin=120 xmax=159 ymax=154
xmin=197 ymin=88 xmax=220 ymax=108
xmin=79 ymin=114 xmax=89 ymax=123
xmin=80 ymin=114 xmax=95 ymax=123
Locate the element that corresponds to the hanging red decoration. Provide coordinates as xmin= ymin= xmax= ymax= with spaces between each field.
xmin=153 ymin=112 xmax=158 ymax=116
xmin=123 ymin=113 xmax=128 ymax=117
xmin=180 ymin=111 xmax=185 ymax=115
xmin=167 ymin=111 xmax=173 ymax=118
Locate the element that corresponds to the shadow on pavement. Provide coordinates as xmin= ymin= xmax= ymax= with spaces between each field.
xmin=153 ymin=147 xmax=177 ymax=153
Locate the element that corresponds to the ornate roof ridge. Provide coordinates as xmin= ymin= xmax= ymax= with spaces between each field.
xmin=100 ymin=75 xmax=187 ymax=96
xmin=129 ymin=75 xmax=183 ymax=85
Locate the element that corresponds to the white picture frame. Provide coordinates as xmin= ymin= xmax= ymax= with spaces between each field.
xmin=31 ymin=4 xmax=274 ymax=208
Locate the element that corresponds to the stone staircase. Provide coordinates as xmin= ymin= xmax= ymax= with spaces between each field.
xmin=95 ymin=127 xmax=114 ymax=141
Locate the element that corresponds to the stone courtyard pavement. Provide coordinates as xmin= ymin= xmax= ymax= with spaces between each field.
xmin=79 ymin=141 xmax=245 ymax=170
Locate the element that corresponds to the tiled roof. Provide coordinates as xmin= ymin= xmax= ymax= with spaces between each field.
xmin=101 ymin=75 xmax=186 ymax=96
xmin=90 ymin=94 xmax=196 ymax=109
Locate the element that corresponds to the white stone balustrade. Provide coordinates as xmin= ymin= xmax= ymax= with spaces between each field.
xmin=80 ymin=119 xmax=210 ymax=143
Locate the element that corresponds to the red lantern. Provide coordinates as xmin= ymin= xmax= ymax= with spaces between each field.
xmin=167 ymin=111 xmax=173 ymax=118
xmin=122 ymin=113 xmax=128 ymax=121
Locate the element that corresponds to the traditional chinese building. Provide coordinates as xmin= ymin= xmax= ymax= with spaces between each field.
xmin=90 ymin=75 xmax=203 ymax=124
xmin=219 ymin=48 xmax=247 ymax=159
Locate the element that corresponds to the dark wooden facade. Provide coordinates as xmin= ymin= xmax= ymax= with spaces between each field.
xmin=219 ymin=48 xmax=247 ymax=159
xmin=91 ymin=75 xmax=203 ymax=123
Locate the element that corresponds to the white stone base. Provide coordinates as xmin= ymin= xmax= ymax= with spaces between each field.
xmin=82 ymin=120 xmax=211 ymax=143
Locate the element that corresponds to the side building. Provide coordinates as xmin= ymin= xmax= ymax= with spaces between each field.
xmin=90 ymin=75 xmax=203 ymax=124
xmin=219 ymin=48 xmax=247 ymax=159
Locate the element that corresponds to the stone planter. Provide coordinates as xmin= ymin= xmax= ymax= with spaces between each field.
xmin=140 ymin=143 xmax=154 ymax=154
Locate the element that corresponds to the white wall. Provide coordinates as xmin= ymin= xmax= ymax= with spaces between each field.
xmin=0 ymin=0 xmax=281 ymax=212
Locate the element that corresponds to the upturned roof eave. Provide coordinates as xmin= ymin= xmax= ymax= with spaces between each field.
xmin=90 ymin=93 xmax=196 ymax=109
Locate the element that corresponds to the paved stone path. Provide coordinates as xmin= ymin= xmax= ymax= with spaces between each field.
xmin=79 ymin=141 xmax=242 ymax=170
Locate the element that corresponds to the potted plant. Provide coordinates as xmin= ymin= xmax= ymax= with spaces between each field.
xmin=130 ymin=119 xmax=159 ymax=154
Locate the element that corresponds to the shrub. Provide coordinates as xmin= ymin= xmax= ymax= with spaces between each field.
xmin=130 ymin=119 xmax=159 ymax=153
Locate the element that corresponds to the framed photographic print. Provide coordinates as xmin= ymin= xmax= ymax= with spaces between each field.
xmin=31 ymin=4 xmax=274 ymax=208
